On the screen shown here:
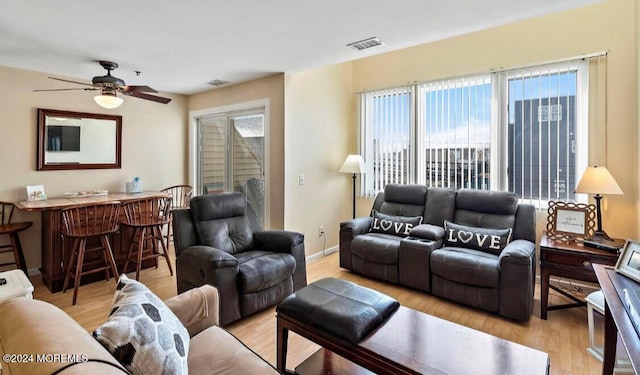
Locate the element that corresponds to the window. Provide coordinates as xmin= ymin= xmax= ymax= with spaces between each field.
xmin=196 ymin=109 xmax=266 ymax=227
xmin=359 ymin=55 xmax=604 ymax=206
xmin=505 ymin=64 xmax=584 ymax=203
xmin=417 ymin=76 xmax=492 ymax=190
xmin=360 ymin=87 xmax=413 ymax=193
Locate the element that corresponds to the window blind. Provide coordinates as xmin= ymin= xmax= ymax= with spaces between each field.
xmin=360 ymin=86 xmax=414 ymax=196
xmin=357 ymin=53 xmax=606 ymax=208
xmin=417 ymin=75 xmax=492 ymax=190
xmin=503 ymin=57 xmax=603 ymax=207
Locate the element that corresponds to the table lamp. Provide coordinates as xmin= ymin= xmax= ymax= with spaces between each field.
xmin=339 ymin=154 xmax=366 ymax=219
xmin=574 ymin=166 xmax=623 ymax=242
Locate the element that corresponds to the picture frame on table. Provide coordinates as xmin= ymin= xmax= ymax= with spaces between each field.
xmin=615 ymin=240 xmax=640 ymax=284
xmin=545 ymin=201 xmax=596 ymax=241
xmin=26 ymin=185 xmax=47 ymax=201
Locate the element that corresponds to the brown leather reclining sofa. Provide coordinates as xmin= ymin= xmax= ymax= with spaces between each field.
xmin=340 ymin=184 xmax=536 ymax=321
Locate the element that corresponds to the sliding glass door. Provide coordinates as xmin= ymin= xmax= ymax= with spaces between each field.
xmin=197 ymin=109 xmax=265 ymax=227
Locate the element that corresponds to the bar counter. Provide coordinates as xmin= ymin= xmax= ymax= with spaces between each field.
xmin=17 ymin=191 xmax=170 ymax=292
xmin=16 ymin=191 xmax=168 ymax=211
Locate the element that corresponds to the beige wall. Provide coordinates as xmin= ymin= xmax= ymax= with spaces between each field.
xmin=188 ymin=74 xmax=285 ymax=229
xmin=351 ymin=0 xmax=638 ymax=239
xmin=0 ymin=65 xmax=188 ymax=272
xmin=284 ymin=63 xmax=354 ymax=255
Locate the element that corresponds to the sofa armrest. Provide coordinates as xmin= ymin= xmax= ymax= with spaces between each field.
xmin=176 ymin=246 xmax=241 ymax=325
xmin=498 ymin=239 xmax=536 ymax=321
xmin=408 ymin=224 xmax=445 ymax=241
xmin=165 ymin=285 xmax=220 ymax=337
xmin=339 ymin=217 xmax=373 ymax=270
xmin=254 ymin=230 xmax=307 ymax=291
xmin=0 ymin=299 xmax=126 ymax=375
xmin=499 ymin=239 xmax=535 ymax=265
xmin=179 ymin=245 xmax=239 ymax=268
xmin=253 ymin=230 xmax=304 ymax=252
xmin=341 ymin=217 xmax=373 ymax=236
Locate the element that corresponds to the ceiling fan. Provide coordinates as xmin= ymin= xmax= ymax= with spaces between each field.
xmin=34 ymin=61 xmax=171 ymax=109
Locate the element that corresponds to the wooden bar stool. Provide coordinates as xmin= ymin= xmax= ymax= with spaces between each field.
xmin=60 ymin=202 xmax=120 ymax=305
xmin=121 ymin=196 xmax=173 ymax=281
xmin=0 ymin=201 xmax=33 ymax=275
xmin=161 ymin=185 xmax=193 ymax=243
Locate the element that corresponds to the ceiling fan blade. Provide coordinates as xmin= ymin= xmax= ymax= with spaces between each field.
xmin=34 ymin=88 xmax=98 ymax=92
xmin=121 ymin=85 xmax=158 ymax=93
xmin=124 ymin=91 xmax=172 ymax=104
xmin=49 ymin=77 xmax=97 ymax=88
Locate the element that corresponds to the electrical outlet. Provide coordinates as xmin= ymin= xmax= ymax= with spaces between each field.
xmin=319 ymin=226 xmax=325 ymax=237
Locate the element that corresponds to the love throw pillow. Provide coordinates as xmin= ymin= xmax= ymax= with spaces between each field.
xmin=444 ymin=221 xmax=512 ymax=255
xmin=370 ymin=210 xmax=423 ymax=236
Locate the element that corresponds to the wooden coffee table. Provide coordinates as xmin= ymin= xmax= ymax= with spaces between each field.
xmin=278 ymin=305 xmax=549 ymax=375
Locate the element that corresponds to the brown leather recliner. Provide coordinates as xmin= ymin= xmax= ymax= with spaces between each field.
xmin=173 ymin=192 xmax=307 ymax=326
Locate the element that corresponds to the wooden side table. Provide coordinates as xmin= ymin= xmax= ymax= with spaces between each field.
xmin=539 ymin=234 xmax=622 ymax=320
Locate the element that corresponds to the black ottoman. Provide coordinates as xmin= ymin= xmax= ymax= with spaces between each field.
xmin=275 ymin=278 xmax=399 ymax=373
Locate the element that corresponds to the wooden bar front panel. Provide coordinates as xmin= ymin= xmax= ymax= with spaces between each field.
xmin=17 ymin=193 xmax=167 ymax=293
xmin=40 ymin=208 xmax=158 ymax=292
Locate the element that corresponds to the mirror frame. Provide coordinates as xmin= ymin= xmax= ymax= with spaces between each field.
xmin=37 ymin=108 xmax=122 ymax=171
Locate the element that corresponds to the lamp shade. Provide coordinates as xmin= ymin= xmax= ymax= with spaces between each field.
xmin=339 ymin=154 xmax=365 ymax=174
xmin=575 ymin=166 xmax=623 ymax=195
xmin=94 ymin=91 xmax=123 ymax=109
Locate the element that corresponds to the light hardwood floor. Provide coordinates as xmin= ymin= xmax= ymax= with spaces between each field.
xmin=30 ymin=247 xmax=606 ymax=375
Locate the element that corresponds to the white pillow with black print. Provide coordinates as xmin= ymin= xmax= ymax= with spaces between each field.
xmin=93 ymin=274 xmax=189 ymax=375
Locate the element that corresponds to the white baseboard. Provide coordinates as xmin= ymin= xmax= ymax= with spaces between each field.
xmin=306 ymin=246 xmax=338 ymax=263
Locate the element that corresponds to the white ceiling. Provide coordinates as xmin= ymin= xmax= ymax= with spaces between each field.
xmin=1 ymin=0 xmax=602 ymax=95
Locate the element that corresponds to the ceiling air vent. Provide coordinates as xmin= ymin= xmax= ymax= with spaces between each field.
xmin=347 ymin=37 xmax=384 ymax=51
xmin=206 ymin=79 xmax=229 ymax=86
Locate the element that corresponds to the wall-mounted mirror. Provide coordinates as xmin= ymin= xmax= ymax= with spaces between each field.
xmin=37 ymin=108 xmax=122 ymax=170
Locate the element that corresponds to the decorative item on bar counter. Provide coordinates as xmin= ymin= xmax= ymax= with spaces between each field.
xmin=63 ymin=190 xmax=108 ymax=197
xmin=126 ymin=177 xmax=142 ymax=194
xmin=26 ymin=185 xmax=47 ymax=201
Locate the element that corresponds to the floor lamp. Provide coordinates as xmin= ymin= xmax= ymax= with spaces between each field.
xmin=575 ymin=166 xmax=623 ymax=242
xmin=339 ymin=155 xmax=366 ymax=219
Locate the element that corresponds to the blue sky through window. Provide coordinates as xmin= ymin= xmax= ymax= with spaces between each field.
xmin=370 ymin=72 xmax=576 ymax=144
xmin=423 ymin=82 xmax=491 ymax=145
xmin=509 ymin=71 xmax=577 ymax=123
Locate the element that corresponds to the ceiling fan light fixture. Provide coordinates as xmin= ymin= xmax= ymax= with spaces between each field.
xmin=94 ymin=91 xmax=123 ymax=109
xmin=36 ymin=61 xmax=170 ymax=105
